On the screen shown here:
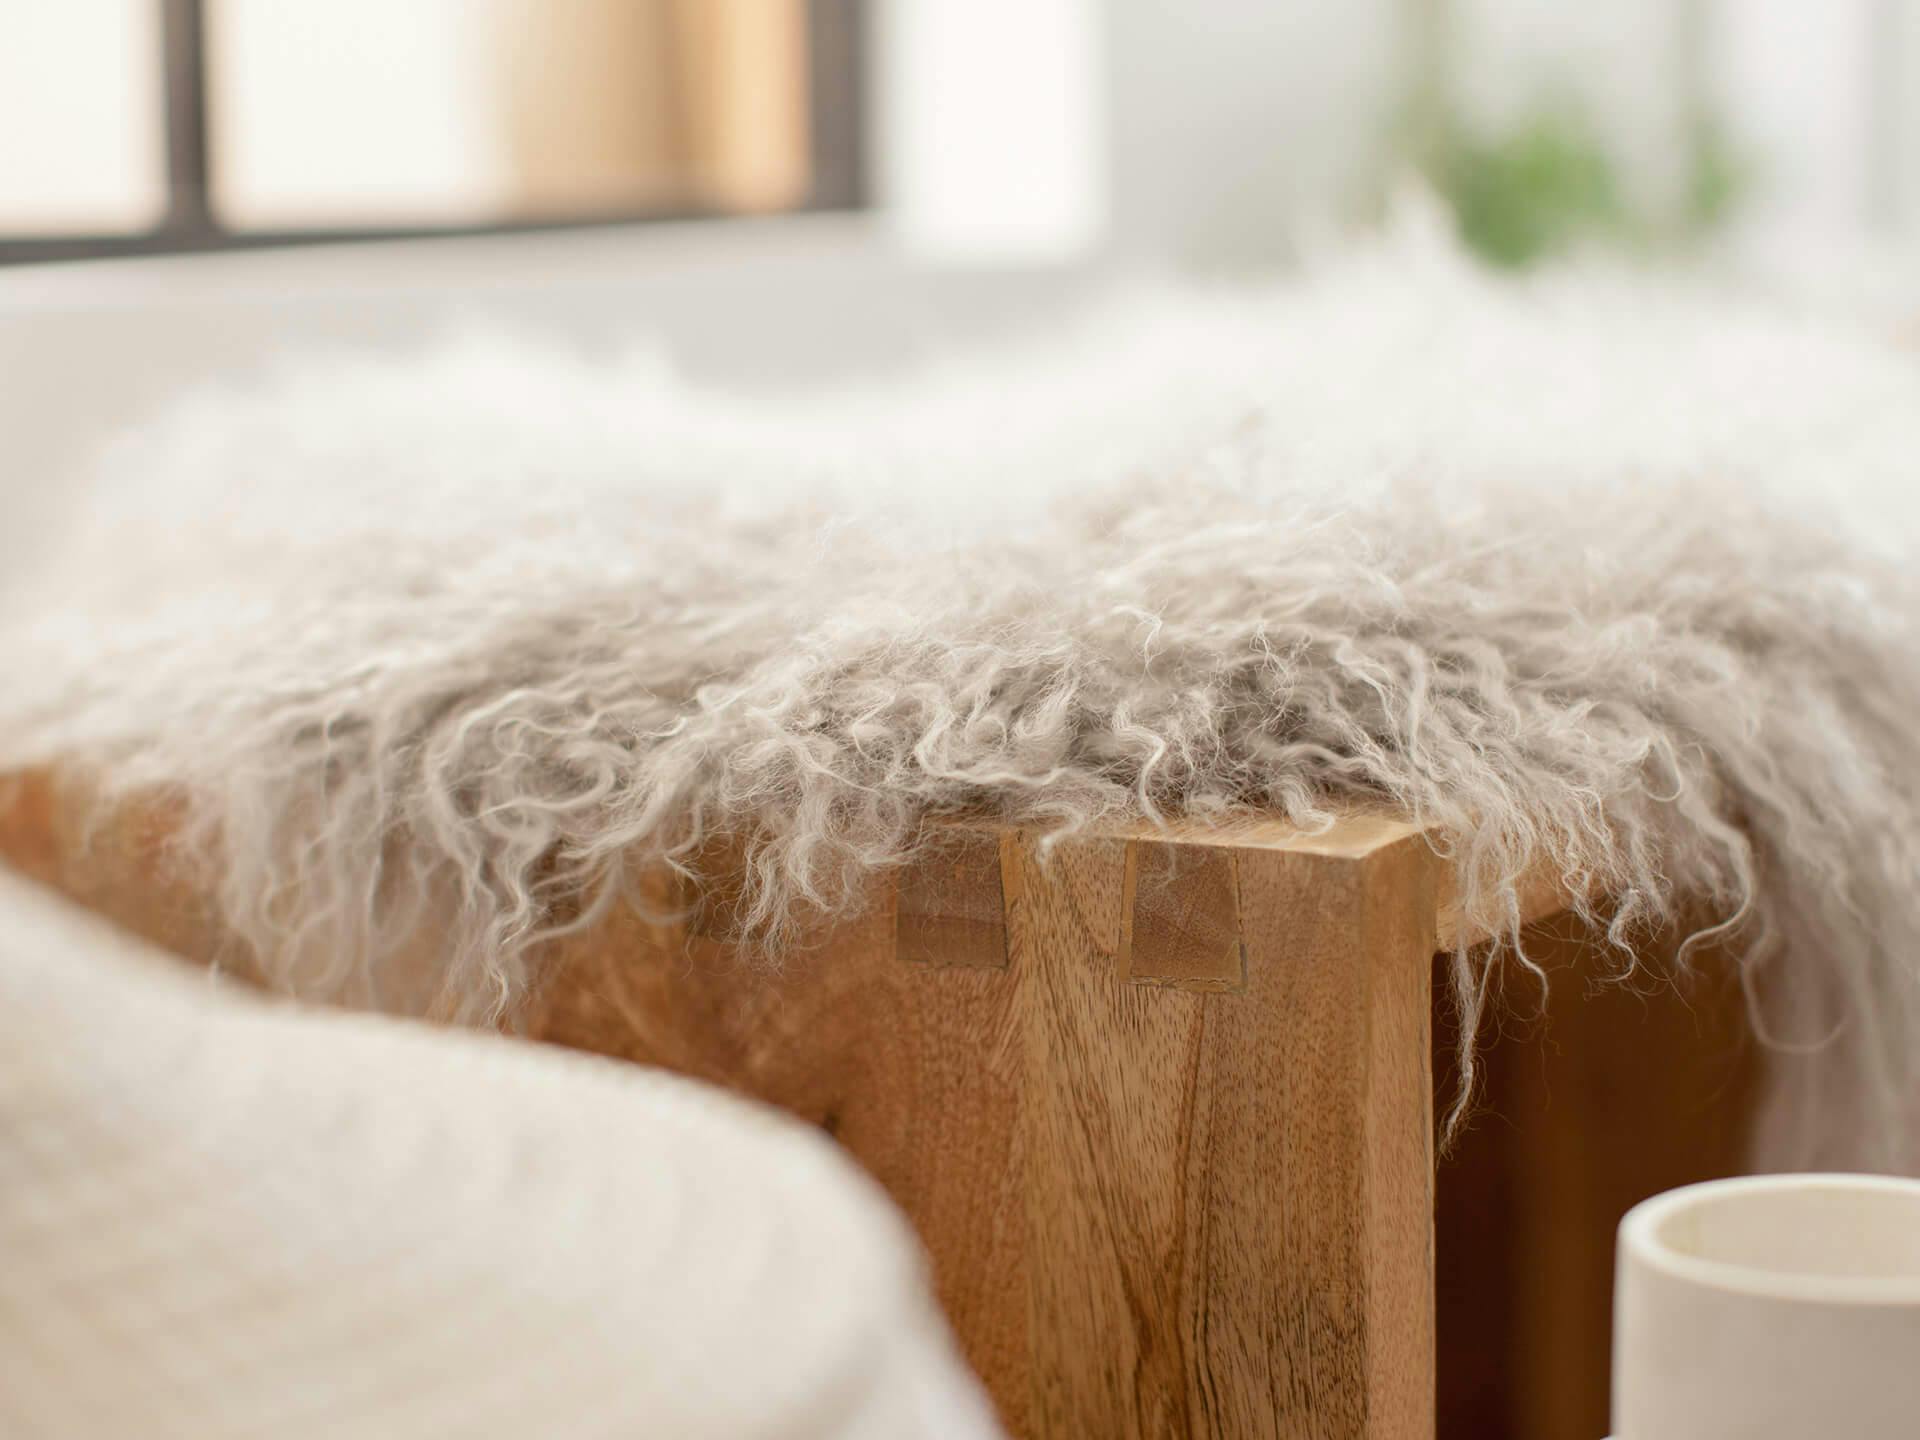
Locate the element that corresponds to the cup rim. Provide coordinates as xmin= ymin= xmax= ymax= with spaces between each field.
xmin=1620 ymin=1173 xmax=1920 ymax=1306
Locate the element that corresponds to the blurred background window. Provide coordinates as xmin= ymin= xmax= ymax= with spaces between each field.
xmin=2 ymin=1 xmax=1916 ymax=271
xmin=873 ymin=0 xmax=1920 ymax=271
xmin=0 ymin=0 xmax=861 ymax=262
xmin=0 ymin=1 xmax=168 ymax=237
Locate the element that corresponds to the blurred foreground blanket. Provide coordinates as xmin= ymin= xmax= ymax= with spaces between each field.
xmin=0 ymin=870 xmax=1000 ymax=1439
xmin=4 ymin=229 xmax=1920 ymax=1167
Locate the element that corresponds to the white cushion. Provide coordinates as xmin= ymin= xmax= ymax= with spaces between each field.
xmin=0 ymin=869 xmax=1001 ymax=1439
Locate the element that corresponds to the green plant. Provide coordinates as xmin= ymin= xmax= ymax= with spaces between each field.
xmin=1436 ymin=106 xmax=1626 ymax=268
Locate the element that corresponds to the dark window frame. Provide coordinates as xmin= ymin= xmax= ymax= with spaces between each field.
xmin=0 ymin=0 xmax=865 ymax=267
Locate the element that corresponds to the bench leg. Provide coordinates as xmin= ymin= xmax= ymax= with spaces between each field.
xmin=534 ymin=825 xmax=1441 ymax=1439
xmin=1001 ymin=828 xmax=1439 ymax=1438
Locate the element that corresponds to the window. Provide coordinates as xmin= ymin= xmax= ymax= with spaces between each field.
xmin=0 ymin=2 xmax=168 ymax=238
xmin=0 ymin=0 xmax=863 ymax=264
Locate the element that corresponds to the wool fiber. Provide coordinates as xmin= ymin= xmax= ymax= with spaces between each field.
xmin=7 ymin=231 xmax=1920 ymax=1165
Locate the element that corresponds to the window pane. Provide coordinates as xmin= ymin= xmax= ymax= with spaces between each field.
xmin=206 ymin=0 xmax=811 ymax=231
xmin=0 ymin=0 xmax=166 ymax=235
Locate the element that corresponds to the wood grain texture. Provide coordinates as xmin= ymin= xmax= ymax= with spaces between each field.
xmin=898 ymin=830 xmax=1012 ymax=969
xmin=18 ymin=775 xmax=1725 ymax=1440
xmin=517 ymin=821 xmax=1442 ymax=1438
xmin=1121 ymin=839 xmax=1245 ymax=988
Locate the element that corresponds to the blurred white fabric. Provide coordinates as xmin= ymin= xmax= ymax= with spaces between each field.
xmin=0 ymin=868 xmax=1002 ymax=1440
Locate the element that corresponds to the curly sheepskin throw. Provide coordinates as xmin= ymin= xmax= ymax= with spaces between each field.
xmin=6 ymin=233 xmax=1920 ymax=1168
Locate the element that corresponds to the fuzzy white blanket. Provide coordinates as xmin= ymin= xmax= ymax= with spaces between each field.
xmin=0 ymin=870 xmax=1000 ymax=1439
xmin=7 ymin=232 xmax=1920 ymax=1167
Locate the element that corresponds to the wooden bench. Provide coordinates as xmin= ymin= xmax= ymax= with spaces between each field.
xmin=0 ymin=771 xmax=1754 ymax=1439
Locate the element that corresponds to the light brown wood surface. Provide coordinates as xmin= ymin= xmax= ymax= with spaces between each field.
xmin=0 ymin=772 xmax=1757 ymax=1440
xmin=526 ymin=818 xmax=1444 ymax=1439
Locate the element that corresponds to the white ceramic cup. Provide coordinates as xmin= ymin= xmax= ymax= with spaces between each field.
xmin=1612 ymin=1174 xmax=1920 ymax=1439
